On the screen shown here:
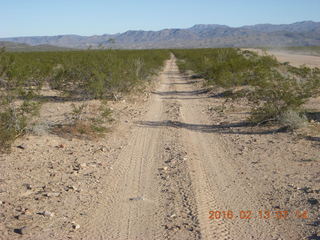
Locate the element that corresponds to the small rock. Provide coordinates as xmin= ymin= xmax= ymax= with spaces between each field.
xmin=24 ymin=209 xmax=32 ymax=215
xmin=45 ymin=192 xmax=60 ymax=197
xmin=298 ymin=187 xmax=313 ymax=194
xmin=159 ymin=167 xmax=168 ymax=171
xmin=23 ymin=184 xmax=32 ymax=190
xmin=43 ymin=211 xmax=54 ymax=217
xmin=308 ymin=198 xmax=319 ymax=205
xmin=72 ymin=223 xmax=80 ymax=230
xmin=14 ymin=227 xmax=29 ymax=235
xmin=39 ymin=211 xmax=54 ymax=217
xmin=17 ymin=145 xmax=26 ymax=150
xmin=129 ymin=196 xmax=144 ymax=201
xmin=170 ymin=214 xmax=177 ymax=218
xmin=0 ymin=200 xmax=3 ymax=205
xmin=67 ymin=186 xmax=78 ymax=191
xmin=56 ymin=144 xmax=64 ymax=149
xmin=99 ymin=146 xmax=107 ymax=152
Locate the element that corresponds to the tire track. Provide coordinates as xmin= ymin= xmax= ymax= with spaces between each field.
xmin=157 ymin=100 xmax=201 ymax=240
xmin=163 ymin=59 xmax=232 ymax=240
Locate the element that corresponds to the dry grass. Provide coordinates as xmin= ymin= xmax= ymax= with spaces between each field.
xmin=51 ymin=120 xmax=107 ymax=140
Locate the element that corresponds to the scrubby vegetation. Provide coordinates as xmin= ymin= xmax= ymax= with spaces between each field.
xmin=0 ymin=48 xmax=170 ymax=151
xmin=173 ymin=48 xmax=320 ymax=127
xmin=3 ymin=49 xmax=170 ymax=99
xmin=51 ymin=102 xmax=113 ymax=140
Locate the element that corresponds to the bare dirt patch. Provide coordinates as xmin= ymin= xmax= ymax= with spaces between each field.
xmin=244 ymin=48 xmax=320 ymax=68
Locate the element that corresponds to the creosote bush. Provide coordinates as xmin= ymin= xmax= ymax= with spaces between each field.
xmin=0 ymin=48 xmax=41 ymax=152
xmin=52 ymin=102 xmax=112 ymax=140
xmin=0 ymin=48 xmax=170 ymax=150
xmin=0 ymin=94 xmax=41 ymax=152
xmin=173 ymin=48 xmax=320 ymax=126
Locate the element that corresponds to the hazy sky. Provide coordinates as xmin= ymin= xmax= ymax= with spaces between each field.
xmin=1 ymin=0 xmax=320 ymax=37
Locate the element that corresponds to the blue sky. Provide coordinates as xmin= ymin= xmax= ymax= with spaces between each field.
xmin=1 ymin=0 xmax=320 ymax=37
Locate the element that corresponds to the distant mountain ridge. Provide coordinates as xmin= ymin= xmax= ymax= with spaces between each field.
xmin=0 ymin=41 xmax=72 ymax=52
xmin=1 ymin=21 xmax=320 ymax=49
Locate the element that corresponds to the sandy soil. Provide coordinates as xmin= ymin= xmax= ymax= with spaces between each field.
xmin=243 ymin=48 xmax=320 ymax=68
xmin=1 ymin=56 xmax=319 ymax=239
xmin=269 ymin=51 xmax=320 ymax=68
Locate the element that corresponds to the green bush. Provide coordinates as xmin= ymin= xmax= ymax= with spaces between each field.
xmin=0 ymin=96 xmax=40 ymax=152
xmin=173 ymin=48 xmax=278 ymax=88
xmin=0 ymin=48 xmax=170 ymax=150
xmin=173 ymin=48 xmax=320 ymax=125
xmin=0 ymin=49 xmax=42 ymax=152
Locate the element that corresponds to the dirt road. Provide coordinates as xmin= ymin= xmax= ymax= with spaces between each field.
xmin=69 ymin=56 xmax=318 ymax=240
xmin=1 ymin=56 xmax=318 ymax=240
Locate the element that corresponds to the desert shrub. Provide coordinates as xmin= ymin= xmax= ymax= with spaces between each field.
xmin=3 ymin=49 xmax=169 ymax=99
xmin=172 ymin=48 xmax=278 ymax=88
xmin=52 ymin=102 xmax=112 ymax=140
xmin=173 ymin=48 xmax=320 ymax=125
xmin=43 ymin=49 xmax=170 ymax=99
xmin=278 ymin=110 xmax=308 ymax=130
xmin=0 ymin=106 xmax=25 ymax=151
xmin=249 ymin=65 xmax=320 ymax=124
xmin=52 ymin=121 xmax=106 ymax=140
xmin=99 ymin=101 xmax=113 ymax=120
xmin=0 ymin=49 xmax=169 ymax=149
xmin=71 ymin=103 xmax=87 ymax=122
xmin=0 ymin=50 xmax=41 ymax=152
xmin=0 ymin=95 xmax=41 ymax=152
xmin=248 ymin=72 xmax=305 ymax=122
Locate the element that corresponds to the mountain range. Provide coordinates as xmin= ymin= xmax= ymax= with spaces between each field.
xmin=1 ymin=21 xmax=320 ymax=49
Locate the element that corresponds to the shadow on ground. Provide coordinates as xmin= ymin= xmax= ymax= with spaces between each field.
xmin=307 ymin=234 xmax=320 ymax=240
xmin=306 ymin=111 xmax=320 ymax=122
xmin=152 ymin=88 xmax=210 ymax=97
xmin=34 ymin=95 xmax=90 ymax=103
xmin=136 ymin=120 xmax=288 ymax=135
xmin=305 ymin=136 xmax=320 ymax=142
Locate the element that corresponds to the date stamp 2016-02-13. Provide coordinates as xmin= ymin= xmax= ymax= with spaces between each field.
xmin=209 ymin=210 xmax=309 ymax=220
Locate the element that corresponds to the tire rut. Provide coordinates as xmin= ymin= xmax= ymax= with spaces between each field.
xmin=164 ymin=59 xmax=232 ymax=240
xmin=158 ymin=100 xmax=201 ymax=240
